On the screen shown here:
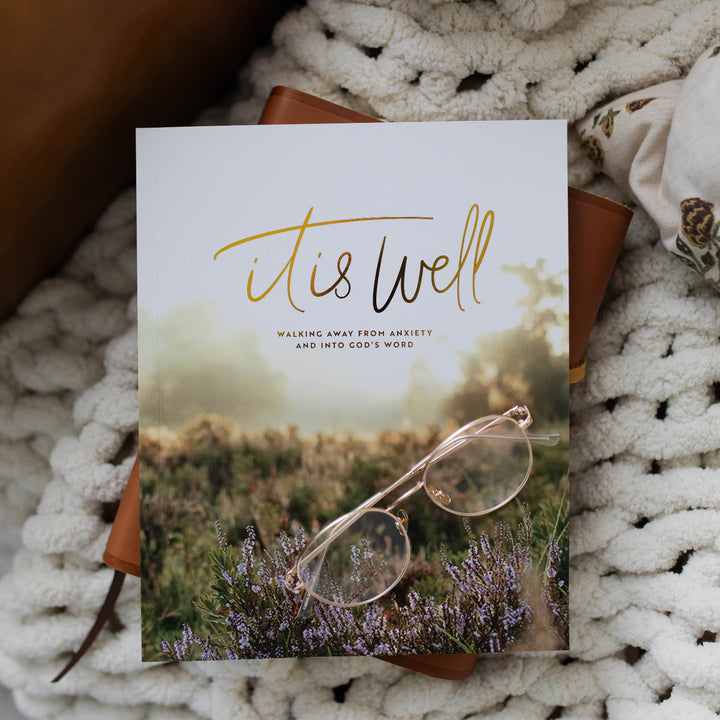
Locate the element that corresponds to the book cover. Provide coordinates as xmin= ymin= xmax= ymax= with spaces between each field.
xmin=136 ymin=120 xmax=570 ymax=661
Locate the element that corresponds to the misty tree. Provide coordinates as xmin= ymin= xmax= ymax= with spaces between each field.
xmin=138 ymin=300 xmax=287 ymax=429
xmin=444 ymin=260 xmax=568 ymax=424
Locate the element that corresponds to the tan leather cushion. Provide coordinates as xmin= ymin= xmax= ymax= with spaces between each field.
xmin=0 ymin=0 xmax=291 ymax=322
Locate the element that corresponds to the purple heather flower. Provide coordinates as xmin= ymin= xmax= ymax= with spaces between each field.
xmin=182 ymin=623 xmax=192 ymax=645
xmin=444 ymin=563 xmax=462 ymax=584
xmin=236 ymin=630 xmax=251 ymax=651
xmin=173 ymin=640 xmax=186 ymax=659
xmin=361 ymin=538 xmax=374 ymax=561
xmin=259 ymin=558 xmax=272 ymax=585
xmin=350 ymin=544 xmax=361 ymax=567
xmin=215 ymin=520 xmax=227 ymax=550
xmin=548 ymin=538 xmax=561 ymax=564
xmin=279 ymin=532 xmax=294 ymax=558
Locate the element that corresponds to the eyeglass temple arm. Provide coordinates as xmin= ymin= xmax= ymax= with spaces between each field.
xmin=528 ymin=432 xmax=560 ymax=446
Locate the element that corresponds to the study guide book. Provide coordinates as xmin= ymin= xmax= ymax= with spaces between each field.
xmin=136 ymin=120 xmax=570 ymax=661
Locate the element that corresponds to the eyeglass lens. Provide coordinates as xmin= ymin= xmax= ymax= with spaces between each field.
xmin=423 ymin=416 xmax=531 ymax=515
xmin=297 ymin=508 xmax=410 ymax=606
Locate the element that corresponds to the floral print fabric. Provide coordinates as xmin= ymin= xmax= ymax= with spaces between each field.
xmin=577 ymin=43 xmax=720 ymax=291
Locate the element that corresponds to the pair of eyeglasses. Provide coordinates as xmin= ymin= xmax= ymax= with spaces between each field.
xmin=284 ymin=405 xmax=559 ymax=611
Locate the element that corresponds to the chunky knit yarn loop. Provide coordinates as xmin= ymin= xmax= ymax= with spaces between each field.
xmin=1 ymin=1 xmax=719 ymax=718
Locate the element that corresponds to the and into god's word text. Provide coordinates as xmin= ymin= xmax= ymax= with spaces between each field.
xmin=276 ymin=329 xmax=433 ymax=351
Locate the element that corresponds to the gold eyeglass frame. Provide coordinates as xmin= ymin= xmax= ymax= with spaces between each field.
xmin=284 ymin=405 xmax=559 ymax=610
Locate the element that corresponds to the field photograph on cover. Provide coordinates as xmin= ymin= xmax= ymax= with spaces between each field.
xmin=138 ymin=270 xmax=570 ymax=661
xmin=136 ymin=122 xmax=569 ymax=661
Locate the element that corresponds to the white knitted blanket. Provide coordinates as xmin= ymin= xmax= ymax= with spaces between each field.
xmin=2 ymin=1 xmax=720 ymax=718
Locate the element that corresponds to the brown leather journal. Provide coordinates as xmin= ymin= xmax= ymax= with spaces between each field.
xmin=103 ymin=457 xmax=141 ymax=578
xmin=567 ymin=186 xmax=633 ymax=376
xmin=55 ymin=87 xmax=632 ymax=683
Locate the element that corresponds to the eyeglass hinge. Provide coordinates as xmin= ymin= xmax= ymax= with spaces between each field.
xmin=394 ymin=508 xmax=409 ymax=531
xmin=284 ymin=568 xmax=304 ymax=595
xmin=503 ymin=405 xmax=532 ymax=429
